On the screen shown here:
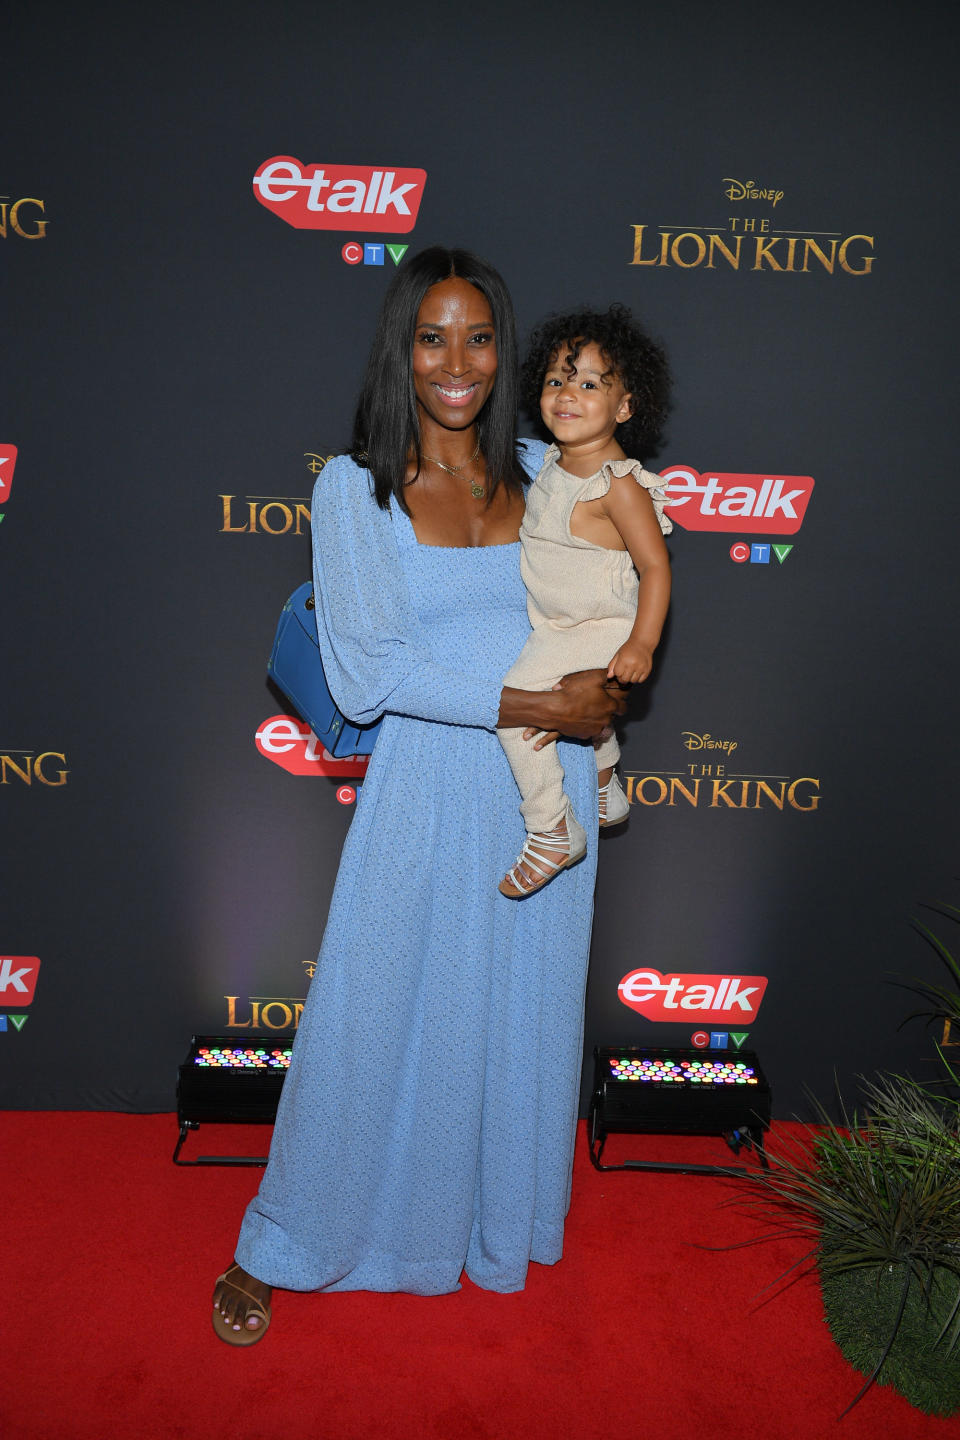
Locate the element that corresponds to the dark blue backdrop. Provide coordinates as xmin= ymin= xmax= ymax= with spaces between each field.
xmin=2 ymin=0 xmax=958 ymax=1114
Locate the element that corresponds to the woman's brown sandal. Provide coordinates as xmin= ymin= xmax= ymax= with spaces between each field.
xmin=212 ymin=1264 xmax=272 ymax=1346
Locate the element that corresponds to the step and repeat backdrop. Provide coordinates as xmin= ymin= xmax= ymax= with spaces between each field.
xmin=3 ymin=2 xmax=957 ymax=1114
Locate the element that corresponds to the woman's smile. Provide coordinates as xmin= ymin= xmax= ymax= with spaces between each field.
xmin=433 ymin=381 xmax=481 ymax=406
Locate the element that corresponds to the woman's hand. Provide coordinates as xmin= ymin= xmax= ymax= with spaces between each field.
xmin=523 ymin=728 xmax=558 ymax=751
xmin=553 ymin=668 xmax=630 ymax=737
xmin=500 ymin=669 xmax=628 ymax=745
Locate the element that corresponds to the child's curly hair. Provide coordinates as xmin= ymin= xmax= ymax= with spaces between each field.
xmin=520 ymin=303 xmax=671 ymax=460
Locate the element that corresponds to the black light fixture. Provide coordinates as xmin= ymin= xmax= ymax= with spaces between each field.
xmin=589 ymin=1045 xmax=771 ymax=1176
xmin=174 ymin=1034 xmax=294 ymax=1165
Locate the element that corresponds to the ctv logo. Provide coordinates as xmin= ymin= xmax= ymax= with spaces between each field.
xmin=341 ymin=242 xmax=409 ymax=267
xmin=0 ymin=444 xmax=16 ymax=505
xmin=253 ymin=159 xmax=427 ymax=233
xmin=730 ymin=542 xmax=793 ymax=565
xmin=0 ymin=956 xmax=40 ymax=1032
xmin=661 ymin=466 xmax=814 ymax=535
xmin=618 ymin=968 xmax=768 ymax=1024
xmin=255 ymin=715 xmax=370 ymax=780
xmin=690 ymin=1030 xmax=750 ymax=1049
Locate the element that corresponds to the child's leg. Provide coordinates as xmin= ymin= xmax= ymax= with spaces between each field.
xmin=593 ymin=730 xmax=620 ymax=778
xmin=593 ymin=732 xmax=629 ymax=827
xmin=498 ymin=726 xmax=571 ymax=834
xmin=496 ymin=727 xmax=587 ymax=897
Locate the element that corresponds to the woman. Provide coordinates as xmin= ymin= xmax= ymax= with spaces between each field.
xmin=213 ymin=247 xmax=625 ymax=1342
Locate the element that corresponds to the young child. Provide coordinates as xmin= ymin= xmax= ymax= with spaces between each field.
xmin=498 ymin=304 xmax=673 ymax=898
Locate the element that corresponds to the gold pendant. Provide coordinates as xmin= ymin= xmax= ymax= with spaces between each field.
xmin=470 ymin=483 xmax=486 ymax=499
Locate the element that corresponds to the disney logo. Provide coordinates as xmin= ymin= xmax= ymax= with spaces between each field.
xmin=681 ymin=732 xmax=739 ymax=754
xmin=723 ymin=178 xmax=784 ymax=207
xmin=304 ymin=452 xmax=335 ymax=475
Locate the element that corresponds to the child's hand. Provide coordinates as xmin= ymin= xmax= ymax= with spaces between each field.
xmin=607 ymin=644 xmax=654 ymax=685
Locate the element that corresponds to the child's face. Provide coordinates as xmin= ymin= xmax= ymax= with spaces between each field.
xmin=540 ymin=341 xmax=632 ymax=449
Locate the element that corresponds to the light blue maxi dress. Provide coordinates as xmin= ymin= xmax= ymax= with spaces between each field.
xmin=236 ymin=440 xmax=599 ymax=1295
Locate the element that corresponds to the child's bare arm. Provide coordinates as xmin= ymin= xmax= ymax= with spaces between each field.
xmin=602 ymin=472 xmax=671 ymax=684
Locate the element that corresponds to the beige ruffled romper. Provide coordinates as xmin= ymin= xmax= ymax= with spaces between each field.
xmin=499 ymin=445 xmax=672 ymax=834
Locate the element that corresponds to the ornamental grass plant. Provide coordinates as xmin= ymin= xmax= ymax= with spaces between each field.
xmin=732 ymin=904 xmax=960 ymax=1417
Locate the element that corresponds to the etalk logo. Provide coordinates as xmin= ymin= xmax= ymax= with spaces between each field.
xmin=618 ymin=968 xmax=767 ymax=1025
xmin=0 ymin=444 xmax=17 ymax=503
xmin=253 ymin=159 xmax=427 ymax=233
xmin=255 ymin=715 xmax=370 ymax=778
xmin=660 ymin=466 xmax=814 ymax=534
xmin=0 ymin=956 xmax=40 ymax=1005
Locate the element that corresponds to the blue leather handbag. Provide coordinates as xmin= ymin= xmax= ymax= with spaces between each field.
xmin=267 ymin=582 xmax=383 ymax=757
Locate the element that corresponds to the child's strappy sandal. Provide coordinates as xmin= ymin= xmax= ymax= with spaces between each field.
xmin=598 ymin=771 xmax=630 ymax=827
xmin=498 ymin=810 xmax=587 ymax=899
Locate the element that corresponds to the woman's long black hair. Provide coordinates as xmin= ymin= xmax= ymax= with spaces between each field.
xmin=352 ymin=246 xmax=527 ymax=512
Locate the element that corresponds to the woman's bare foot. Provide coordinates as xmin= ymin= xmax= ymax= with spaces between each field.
xmin=212 ymin=1263 xmax=273 ymax=1344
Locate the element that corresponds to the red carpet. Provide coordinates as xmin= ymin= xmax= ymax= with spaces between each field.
xmin=3 ymin=1112 xmax=955 ymax=1439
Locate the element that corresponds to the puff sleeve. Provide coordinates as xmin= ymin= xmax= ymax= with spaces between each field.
xmin=311 ymin=454 xmax=504 ymax=729
xmin=548 ymin=443 xmax=672 ymax=537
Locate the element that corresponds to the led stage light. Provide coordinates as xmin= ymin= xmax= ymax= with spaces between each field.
xmin=589 ymin=1046 xmax=771 ymax=1176
xmin=174 ymin=1034 xmax=294 ymax=1165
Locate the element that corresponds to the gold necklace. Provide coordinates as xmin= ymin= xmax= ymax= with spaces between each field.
xmin=422 ymin=438 xmax=485 ymax=498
